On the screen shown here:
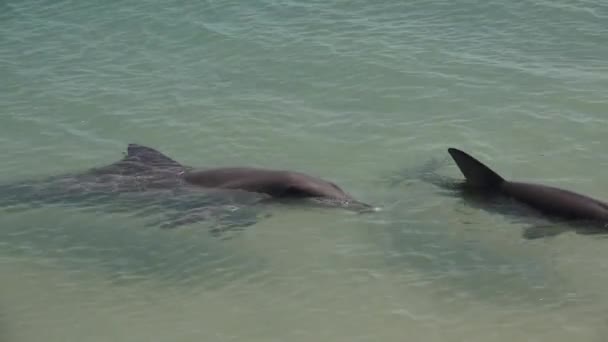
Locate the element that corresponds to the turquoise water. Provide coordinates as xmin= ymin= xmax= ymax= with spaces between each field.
xmin=2 ymin=0 xmax=608 ymax=340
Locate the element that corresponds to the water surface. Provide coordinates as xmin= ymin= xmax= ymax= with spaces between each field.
xmin=1 ymin=0 xmax=608 ymax=340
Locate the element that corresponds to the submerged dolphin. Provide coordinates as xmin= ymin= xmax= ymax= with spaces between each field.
xmin=443 ymin=147 xmax=608 ymax=238
xmin=0 ymin=144 xmax=375 ymax=233
xmin=182 ymin=167 xmax=371 ymax=209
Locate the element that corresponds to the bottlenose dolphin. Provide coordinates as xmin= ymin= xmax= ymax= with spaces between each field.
xmin=443 ymin=147 xmax=608 ymax=238
xmin=0 ymin=144 xmax=375 ymax=233
xmin=182 ymin=167 xmax=372 ymax=210
xmin=388 ymin=148 xmax=608 ymax=239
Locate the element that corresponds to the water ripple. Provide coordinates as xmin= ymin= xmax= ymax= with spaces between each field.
xmin=2 ymin=0 xmax=608 ymax=340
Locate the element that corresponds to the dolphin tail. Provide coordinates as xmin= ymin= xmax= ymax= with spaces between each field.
xmin=447 ymin=148 xmax=505 ymax=188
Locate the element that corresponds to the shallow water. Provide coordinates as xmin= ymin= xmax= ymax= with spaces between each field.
xmin=1 ymin=0 xmax=608 ymax=340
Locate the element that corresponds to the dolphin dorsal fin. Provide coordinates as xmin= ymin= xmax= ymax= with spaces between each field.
xmin=447 ymin=148 xmax=505 ymax=188
xmin=122 ymin=144 xmax=182 ymax=168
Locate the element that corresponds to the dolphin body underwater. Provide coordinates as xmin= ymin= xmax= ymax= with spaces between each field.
xmin=411 ymin=147 xmax=608 ymax=239
xmin=0 ymin=144 xmax=375 ymax=233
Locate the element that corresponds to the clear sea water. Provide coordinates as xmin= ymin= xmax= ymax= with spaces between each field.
xmin=1 ymin=0 xmax=608 ymax=341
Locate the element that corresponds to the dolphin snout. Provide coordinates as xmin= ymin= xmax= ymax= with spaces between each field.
xmin=348 ymin=200 xmax=382 ymax=214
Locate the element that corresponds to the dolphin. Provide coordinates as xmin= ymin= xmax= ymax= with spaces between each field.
xmin=181 ymin=166 xmax=374 ymax=210
xmin=443 ymin=147 xmax=608 ymax=238
xmin=0 ymin=144 xmax=375 ymax=233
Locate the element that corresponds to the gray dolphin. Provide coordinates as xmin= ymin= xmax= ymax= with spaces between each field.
xmin=0 ymin=144 xmax=376 ymax=233
xmin=445 ymin=147 xmax=608 ymax=238
xmin=182 ymin=166 xmax=374 ymax=211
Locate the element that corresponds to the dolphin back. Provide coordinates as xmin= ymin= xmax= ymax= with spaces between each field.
xmin=447 ymin=148 xmax=505 ymax=188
